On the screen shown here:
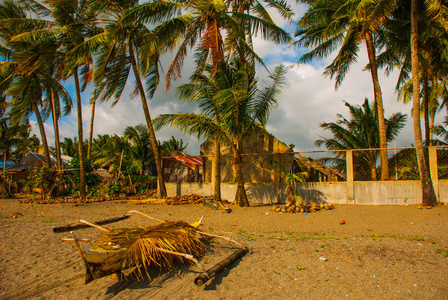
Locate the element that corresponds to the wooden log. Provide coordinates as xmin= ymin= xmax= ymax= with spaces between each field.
xmin=194 ymin=248 xmax=248 ymax=286
xmin=53 ymin=214 xmax=131 ymax=233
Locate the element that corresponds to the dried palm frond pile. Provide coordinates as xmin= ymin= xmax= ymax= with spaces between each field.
xmin=165 ymin=194 xmax=204 ymax=205
xmin=165 ymin=194 xmax=229 ymax=205
xmin=86 ymin=221 xmax=210 ymax=281
xmin=57 ymin=211 xmax=247 ymax=286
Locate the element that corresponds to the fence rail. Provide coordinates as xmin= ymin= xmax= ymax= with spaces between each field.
xmin=253 ymin=146 xmax=448 ymax=182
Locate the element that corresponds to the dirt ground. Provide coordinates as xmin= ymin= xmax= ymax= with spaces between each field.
xmin=1 ymin=197 xmax=447 ymax=300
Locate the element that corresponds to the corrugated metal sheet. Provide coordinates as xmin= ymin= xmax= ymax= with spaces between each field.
xmin=170 ymin=152 xmax=203 ymax=170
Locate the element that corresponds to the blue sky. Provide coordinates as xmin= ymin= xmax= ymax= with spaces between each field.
xmin=29 ymin=2 xmax=436 ymax=155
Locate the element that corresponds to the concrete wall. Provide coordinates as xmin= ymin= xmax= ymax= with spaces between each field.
xmin=166 ymin=180 xmax=448 ymax=205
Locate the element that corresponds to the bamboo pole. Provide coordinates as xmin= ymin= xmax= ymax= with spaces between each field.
xmin=53 ymin=214 xmax=131 ymax=233
xmin=194 ymin=248 xmax=248 ymax=286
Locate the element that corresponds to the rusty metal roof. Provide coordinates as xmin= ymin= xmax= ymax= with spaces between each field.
xmin=169 ymin=152 xmax=203 ymax=170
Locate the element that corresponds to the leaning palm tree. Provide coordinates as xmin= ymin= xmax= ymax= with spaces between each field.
xmin=315 ymin=99 xmax=407 ymax=181
xmin=8 ymin=0 xmax=99 ymax=196
xmin=84 ymin=0 xmax=167 ymax=198
xmin=0 ymin=0 xmax=54 ymax=166
xmin=296 ymin=0 xmax=398 ymax=181
xmin=154 ymin=60 xmax=288 ymax=207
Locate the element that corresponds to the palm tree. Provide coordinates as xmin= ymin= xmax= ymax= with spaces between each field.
xmin=6 ymin=0 xmax=99 ymax=196
xmin=85 ymin=0 xmax=167 ymax=198
xmin=92 ymin=134 xmax=130 ymax=177
xmin=396 ymin=75 xmax=448 ymax=146
xmin=177 ymin=68 xmax=224 ymax=201
xmin=60 ymin=137 xmax=79 ymax=157
xmin=124 ymin=124 xmax=154 ymax=175
xmin=154 ymin=60 xmax=288 ymax=206
xmin=160 ymin=136 xmax=188 ymax=156
xmin=296 ymin=0 xmax=398 ymax=181
xmin=433 ymin=116 xmax=448 ymax=145
xmin=132 ymin=0 xmax=293 ymax=91
xmin=315 ymin=99 xmax=407 ymax=181
xmin=410 ymin=0 xmax=438 ymax=206
xmin=87 ymin=98 xmax=96 ymax=159
xmin=370 ymin=0 xmax=447 ymax=204
xmin=0 ymin=0 xmax=55 ymax=166
xmin=377 ymin=1 xmax=448 ymax=149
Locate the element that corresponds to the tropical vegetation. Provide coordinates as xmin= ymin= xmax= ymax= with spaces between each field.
xmin=296 ymin=0 xmax=448 ymax=205
xmin=0 ymin=0 xmax=447 ymax=206
xmin=315 ymin=99 xmax=407 ymax=181
xmin=154 ymin=60 xmax=288 ymax=206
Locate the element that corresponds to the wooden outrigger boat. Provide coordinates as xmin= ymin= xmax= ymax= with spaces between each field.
xmin=53 ymin=211 xmax=248 ymax=286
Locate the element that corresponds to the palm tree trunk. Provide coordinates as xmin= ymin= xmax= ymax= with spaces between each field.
xmin=74 ymin=67 xmax=86 ymax=197
xmin=3 ymin=152 xmax=7 ymax=196
xmin=212 ymin=113 xmax=221 ymax=201
xmin=87 ymin=99 xmax=95 ymax=159
xmin=370 ymin=156 xmax=377 ymax=181
xmin=31 ymin=101 xmax=51 ymax=167
xmin=128 ymin=42 xmax=166 ymax=198
xmin=50 ymin=91 xmax=62 ymax=168
xmin=365 ymin=33 xmax=389 ymax=180
xmin=411 ymin=0 xmax=437 ymax=206
xmin=422 ymin=67 xmax=430 ymax=148
xmin=212 ymin=139 xmax=221 ymax=201
xmin=232 ymin=142 xmax=249 ymax=207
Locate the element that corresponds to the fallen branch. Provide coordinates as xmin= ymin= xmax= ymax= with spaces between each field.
xmin=53 ymin=214 xmax=131 ymax=233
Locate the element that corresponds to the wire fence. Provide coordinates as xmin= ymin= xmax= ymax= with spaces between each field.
xmin=291 ymin=146 xmax=448 ymax=182
xmin=223 ymin=146 xmax=448 ymax=183
xmin=437 ymin=146 xmax=448 ymax=180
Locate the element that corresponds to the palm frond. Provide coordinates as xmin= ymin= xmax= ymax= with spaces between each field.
xmin=95 ymin=221 xmax=209 ymax=279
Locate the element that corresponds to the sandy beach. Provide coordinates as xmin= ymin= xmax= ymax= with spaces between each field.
xmin=1 ymin=198 xmax=447 ymax=300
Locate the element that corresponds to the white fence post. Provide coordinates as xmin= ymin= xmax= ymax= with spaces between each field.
xmin=429 ymin=146 xmax=439 ymax=201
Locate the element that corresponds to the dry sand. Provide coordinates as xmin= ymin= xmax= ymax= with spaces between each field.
xmin=1 ymin=198 xmax=447 ymax=300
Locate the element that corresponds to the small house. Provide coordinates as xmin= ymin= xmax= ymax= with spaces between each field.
xmin=163 ymin=152 xmax=203 ymax=183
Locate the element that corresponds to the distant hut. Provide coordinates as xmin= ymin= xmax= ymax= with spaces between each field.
xmin=19 ymin=152 xmax=57 ymax=170
xmin=163 ymin=152 xmax=203 ymax=183
xmin=19 ymin=152 xmax=72 ymax=171
xmin=0 ymin=156 xmax=28 ymax=195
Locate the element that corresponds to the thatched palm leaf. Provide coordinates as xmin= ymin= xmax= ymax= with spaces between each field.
xmin=95 ymin=221 xmax=209 ymax=280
